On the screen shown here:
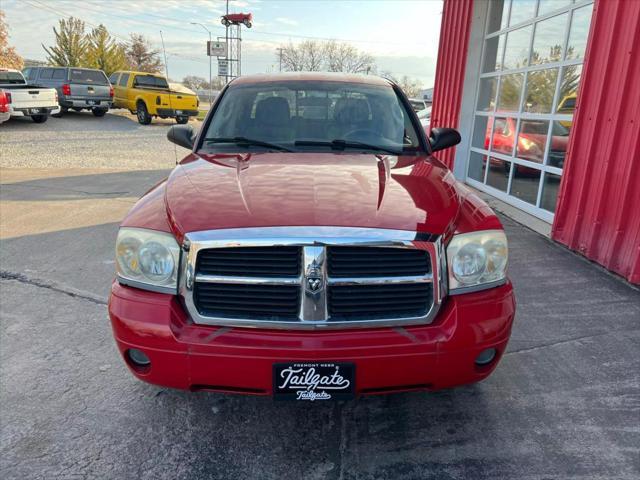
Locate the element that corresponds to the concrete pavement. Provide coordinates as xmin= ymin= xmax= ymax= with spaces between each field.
xmin=1 ymin=166 xmax=638 ymax=479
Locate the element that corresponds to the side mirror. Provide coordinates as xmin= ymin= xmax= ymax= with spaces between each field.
xmin=429 ymin=127 xmax=461 ymax=153
xmin=167 ymin=125 xmax=195 ymax=150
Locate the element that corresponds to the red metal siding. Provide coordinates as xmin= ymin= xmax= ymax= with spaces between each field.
xmin=552 ymin=0 xmax=640 ymax=284
xmin=430 ymin=0 xmax=474 ymax=169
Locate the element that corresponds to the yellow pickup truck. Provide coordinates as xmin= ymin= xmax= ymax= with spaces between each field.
xmin=109 ymin=70 xmax=198 ymax=125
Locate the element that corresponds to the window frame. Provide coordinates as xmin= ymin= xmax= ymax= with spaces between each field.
xmin=463 ymin=0 xmax=594 ymax=221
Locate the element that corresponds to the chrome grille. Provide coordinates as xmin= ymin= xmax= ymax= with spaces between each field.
xmin=194 ymin=283 xmax=300 ymax=320
xmin=328 ymin=283 xmax=432 ymax=320
xmin=327 ymin=246 xmax=430 ymax=277
xmin=181 ymin=227 xmax=443 ymax=329
xmin=197 ymin=246 xmax=301 ymax=277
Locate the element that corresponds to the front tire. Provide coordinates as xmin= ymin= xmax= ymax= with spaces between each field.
xmin=136 ymin=102 xmax=152 ymax=125
xmin=92 ymin=108 xmax=108 ymax=117
xmin=31 ymin=114 xmax=48 ymax=123
xmin=175 ymin=116 xmax=189 ymax=124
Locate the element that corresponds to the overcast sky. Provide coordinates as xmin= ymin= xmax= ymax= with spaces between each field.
xmin=4 ymin=0 xmax=442 ymax=87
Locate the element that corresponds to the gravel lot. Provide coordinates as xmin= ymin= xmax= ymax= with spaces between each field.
xmin=0 ymin=109 xmax=195 ymax=169
xmin=1 ymin=114 xmax=639 ymax=479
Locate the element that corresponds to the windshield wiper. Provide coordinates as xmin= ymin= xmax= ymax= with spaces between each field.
xmin=205 ymin=136 xmax=293 ymax=152
xmin=294 ymin=139 xmax=404 ymax=156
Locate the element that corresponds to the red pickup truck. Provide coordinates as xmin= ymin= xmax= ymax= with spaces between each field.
xmin=108 ymin=73 xmax=515 ymax=401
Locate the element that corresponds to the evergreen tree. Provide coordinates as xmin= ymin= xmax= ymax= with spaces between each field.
xmin=42 ymin=17 xmax=88 ymax=67
xmin=86 ymin=24 xmax=127 ymax=75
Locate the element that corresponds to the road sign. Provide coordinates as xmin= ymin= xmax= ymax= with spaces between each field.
xmin=207 ymin=40 xmax=227 ymax=57
xmin=218 ymin=59 xmax=229 ymax=76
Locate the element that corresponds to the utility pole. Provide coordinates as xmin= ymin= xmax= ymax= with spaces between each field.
xmin=191 ymin=22 xmax=212 ymax=105
xmin=276 ymin=47 xmax=283 ymax=72
xmin=225 ymin=0 xmax=229 ymax=84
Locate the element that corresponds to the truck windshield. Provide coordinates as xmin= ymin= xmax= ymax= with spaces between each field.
xmin=70 ymin=69 xmax=108 ymax=85
xmin=0 ymin=71 xmax=26 ymax=84
xmin=204 ymin=81 xmax=422 ymax=154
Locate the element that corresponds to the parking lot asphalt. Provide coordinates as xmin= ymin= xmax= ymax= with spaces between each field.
xmin=0 ymin=109 xmax=194 ymax=169
xmin=1 ymin=115 xmax=639 ymax=479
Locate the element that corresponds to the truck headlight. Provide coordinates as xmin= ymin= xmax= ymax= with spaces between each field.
xmin=446 ymin=230 xmax=508 ymax=293
xmin=115 ymin=227 xmax=180 ymax=293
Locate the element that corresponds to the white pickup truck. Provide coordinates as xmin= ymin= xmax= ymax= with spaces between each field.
xmin=0 ymin=68 xmax=59 ymax=124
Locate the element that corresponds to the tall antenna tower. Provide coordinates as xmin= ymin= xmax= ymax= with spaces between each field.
xmin=220 ymin=10 xmax=253 ymax=82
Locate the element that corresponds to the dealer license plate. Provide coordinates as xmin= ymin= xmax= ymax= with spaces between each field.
xmin=273 ymin=362 xmax=355 ymax=401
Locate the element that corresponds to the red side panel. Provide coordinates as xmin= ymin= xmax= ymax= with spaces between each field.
xmin=552 ymin=0 xmax=640 ymax=284
xmin=430 ymin=0 xmax=474 ymax=169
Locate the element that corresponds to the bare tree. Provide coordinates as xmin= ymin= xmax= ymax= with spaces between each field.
xmin=397 ymin=75 xmax=423 ymax=98
xmin=278 ymin=40 xmax=376 ymax=74
xmin=279 ymin=41 xmax=307 ymax=72
xmin=324 ymin=40 xmax=374 ymax=74
xmin=0 ymin=10 xmax=23 ymax=69
xmin=382 ymin=72 xmax=423 ymax=98
xmin=182 ymin=75 xmax=208 ymax=91
xmin=126 ymin=34 xmax=163 ymax=73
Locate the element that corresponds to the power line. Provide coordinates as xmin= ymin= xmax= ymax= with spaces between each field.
xmin=36 ymin=0 xmax=426 ymax=48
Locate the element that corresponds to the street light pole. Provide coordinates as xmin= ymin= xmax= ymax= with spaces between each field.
xmin=191 ymin=22 xmax=212 ymax=105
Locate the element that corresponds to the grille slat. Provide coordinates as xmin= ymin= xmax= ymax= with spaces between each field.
xmin=328 ymin=246 xmax=430 ymax=278
xmin=197 ymin=246 xmax=300 ymax=277
xmin=194 ymin=283 xmax=300 ymax=319
xmin=329 ymin=283 xmax=432 ymax=320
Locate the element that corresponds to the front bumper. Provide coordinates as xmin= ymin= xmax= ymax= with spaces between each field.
xmin=156 ymin=108 xmax=198 ymax=117
xmin=109 ymin=281 xmax=515 ymax=395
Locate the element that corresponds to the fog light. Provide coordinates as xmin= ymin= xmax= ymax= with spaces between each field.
xmin=127 ymin=348 xmax=151 ymax=367
xmin=475 ymin=348 xmax=497 ymax=366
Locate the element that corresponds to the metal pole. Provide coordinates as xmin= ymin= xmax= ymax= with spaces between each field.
xmin=191 ymin=23 xmax=212 ymax=104
xmin=208 ymin=30 xmax=212 ymax=104
xmin=225 ymin=0 xmax=229 ymax=84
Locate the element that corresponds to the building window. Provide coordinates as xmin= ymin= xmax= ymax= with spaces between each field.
xmin=467 ymin=0 xmax=593 ymax=220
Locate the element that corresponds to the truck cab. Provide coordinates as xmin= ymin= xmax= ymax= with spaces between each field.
xmin=108 ymin=73 xmax=515 ymax=400
xmin=109 ymin=70 xmax=199 ymax=125
xmin=24 ymin=66 xmax=112 ymax=117
xmin=0 ymin=68 xmax=59 ymax=123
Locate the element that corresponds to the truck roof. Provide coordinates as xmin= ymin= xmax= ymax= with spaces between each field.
xmin=114 ymin=70 xmax=167 ymax=78
xmin=230 ymin=72 xmax=393 ymax=87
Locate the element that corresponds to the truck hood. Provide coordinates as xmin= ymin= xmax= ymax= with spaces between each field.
xmin=164 ymin=152 xmax=461 ymax=239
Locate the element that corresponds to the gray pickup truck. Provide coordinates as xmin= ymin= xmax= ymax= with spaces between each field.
xmin=23 ymin=67 xmax=113 ymax=117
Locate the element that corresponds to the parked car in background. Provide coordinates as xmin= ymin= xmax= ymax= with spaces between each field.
xmin=0 ymin=89 xmax=10 ymax=124
xmin=417 ymin=105 xmax=431 ymax=130
xmin=109 ymin=71 xmax=199 ymax=125
xmin=485 ymin=116 xmax=569 ymax=173
xmin=556 ymin=93 xmax=576 ymax=128
xmin=108 ymin=73 xmax=515 ymax=400
xmin=409 ymin=98 xmax=427 ymax=112
xmin=23 ymin=66 xmax=112 ymax=117
xmin=0 ymin=68 xmax=59 ymax=123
